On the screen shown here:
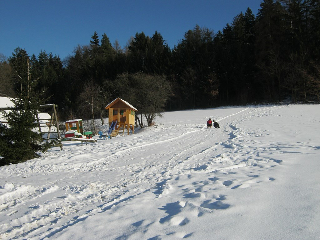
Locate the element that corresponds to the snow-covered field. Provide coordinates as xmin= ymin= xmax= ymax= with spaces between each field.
xmin=1 ymin=104 xmax=320 ymax=240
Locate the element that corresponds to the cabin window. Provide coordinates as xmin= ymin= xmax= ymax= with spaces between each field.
xmin=113 ymin=110 xmax=118 ymax=115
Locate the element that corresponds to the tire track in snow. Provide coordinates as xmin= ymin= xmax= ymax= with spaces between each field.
xmin=34 ymin=108 xmax=251 ymax=238
xmin=102 ymin=107 xmax=253 ymax=200
xmin=1 ymin=106 xmax=278 ymax=240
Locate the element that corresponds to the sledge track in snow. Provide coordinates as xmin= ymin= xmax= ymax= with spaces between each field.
xmin=0 ymin=106 xmax=286 ymax=239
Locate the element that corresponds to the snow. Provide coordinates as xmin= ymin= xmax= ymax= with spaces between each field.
xmin=66 ymin=119 xmax=83 ymax=123
xmin=0 ymin=97 xmax=15 ymax=109
xmin=0 ymin=97 xmax=15 ymax=123
xmin=0 ymin=104 xmax=320 ymax=239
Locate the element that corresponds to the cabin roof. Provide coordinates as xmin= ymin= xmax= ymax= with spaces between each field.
xmin=105 ymin=98 xmax=138 ymax=111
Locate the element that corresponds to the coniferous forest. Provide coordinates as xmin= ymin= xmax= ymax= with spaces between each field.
xmin=1 ymin=0 xmax=320 ymax=121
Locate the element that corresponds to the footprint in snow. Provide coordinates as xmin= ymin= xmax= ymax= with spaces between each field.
xmin=200 ymin=200 xmax=230 ymax=210
xmin=229 ymin=124 xmax=237 ymax=130
xmin=170 ymin=216 xmax=190 ymax=226
xmin=192 ymin=164 xmax=208 ymax=171
xmin=208 ymin=177 xmax=219 ymax=182
xmin=223 ymin=180 xmax=233 ymax=187
xmin=159 ymin=201 xmax=182 ymax=224
xmin=183 ymin=192 xmax=201 ymax=199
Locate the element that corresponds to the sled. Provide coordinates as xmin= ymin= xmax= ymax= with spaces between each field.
xmin=98 ymin=131 xmax=108 ymax=140
xmin=62 ymin=136 xmax=97 ymax=143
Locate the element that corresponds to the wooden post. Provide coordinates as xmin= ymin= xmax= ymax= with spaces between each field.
xmin=126 ymin=110 xmax=130 ymax=134
xmin=47 ymin=111 xmax=53 ymax=140
xmin=53 ymin=104 xmax=60 ymax=139
xmin=109 ymin=108 xmax=113 ymax=126
xmin=117 ymin=108 xmax=120 ymax=125
xmin=91 ymin=96 xmax=96 ymax=134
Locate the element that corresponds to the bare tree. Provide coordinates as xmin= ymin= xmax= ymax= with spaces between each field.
xmin=77 ymin=80 xmax=104 ymax=133
xmin=115 ymin=72 xmax=171 ymax=127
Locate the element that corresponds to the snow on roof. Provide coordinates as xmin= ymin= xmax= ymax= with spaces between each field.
xmin=38 ymin=113 xmax=52 ymax=123
xmin=105 ymin=98 xmax=138 ymax=111
xmin=66 ymin=119 xmax=83 ymax=123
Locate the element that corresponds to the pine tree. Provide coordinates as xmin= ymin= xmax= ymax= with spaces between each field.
xmin=173 ymin=25 xmax=216 ymax=108
xmin=128 ymin=32 xmax=151 ymax=73
xmin=308 ymin=0 xmax=320 ymax=61
xmin=90 ymin=31 xmax=100 ymax=47
xmin=0 ymin=49 xmax=45 ymax=166
xmin=0 ymin=97 xmax=43 ymax=166
xmin=255 ymin=0 xmax=287 ymax=101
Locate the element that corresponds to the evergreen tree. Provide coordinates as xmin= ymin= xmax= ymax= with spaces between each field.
xmin=149 ymin=31 xmax=171 ymax=75
xmin=280 ymin=0 xmax=305 ymax=55
xmin=90 ymin=31 xmax=100 ymax=47
xmin=1 ymin=49 xmax=45 ymax=166
xmin=255 ymin=0 xmax=287 ymax=101
xmin=113 ymin=40 xmax=127 ymax=76
xmin=302 ymin=61 xmax=320 ymax=101
xmin=100 ymin=33 xmax=117 ymax=79
xmin=0 ymin=97 xmax=43 ymax=166
xmin=172 ymin=25 xmax=217 ymax=109
xmin=307 ymin=0 xmax=320 ymax=61
xmin=30 ymin=51 xmax=64 ymax=103
xmin=128 ymin=32 xmax=151 ymax=73
xmin=9 ymin=48 xmax=29 ymax=94
xmin=213 ymin=24 xmax=234 ymax=104
xmin=64 ymin=45 xmax=92 ymax=117
xmin=101 ymin=33 xmax=113 ymax=53
xmin=230 ymin=9 xmax=257 ymax=103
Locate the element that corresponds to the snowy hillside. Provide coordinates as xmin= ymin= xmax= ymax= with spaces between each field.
xmin=0 ymin=104 xmax=320 ymax=239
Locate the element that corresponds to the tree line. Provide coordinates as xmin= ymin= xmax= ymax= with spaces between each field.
xmin=1 ymin=0 xmax=320 ymax=121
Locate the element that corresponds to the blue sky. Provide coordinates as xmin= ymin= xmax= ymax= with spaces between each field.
xmin=0 ymin=0 xmax=262 ymax=60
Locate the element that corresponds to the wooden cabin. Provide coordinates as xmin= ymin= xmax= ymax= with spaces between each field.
xmin=105 ymin=98 xmax=137 ymax=135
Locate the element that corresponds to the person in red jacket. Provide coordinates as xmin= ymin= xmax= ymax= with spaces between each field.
xmin=207 ymin=118 xmax=212 ymax=128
